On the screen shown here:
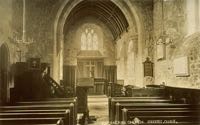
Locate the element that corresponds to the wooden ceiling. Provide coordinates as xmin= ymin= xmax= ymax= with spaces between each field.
xmin=64 ymin=0 xmax=129 ymax=40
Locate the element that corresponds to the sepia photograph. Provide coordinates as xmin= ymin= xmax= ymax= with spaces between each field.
xmin=0 ymin=0 xmax=200 ymax=125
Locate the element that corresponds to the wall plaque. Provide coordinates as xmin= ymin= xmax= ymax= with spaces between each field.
xmin=173 ymin=56 xmax=189 ymax=77
xmin=143 ymin=57 xmax=153 ymax=77
xmin=157 ymin=43 xmax=166 ymax=60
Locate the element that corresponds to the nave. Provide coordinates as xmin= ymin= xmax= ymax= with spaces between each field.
xmin=0 ymin=65 xmax=200 ymax=125
xmin=1 ymin=0 xmax=200 ymax=124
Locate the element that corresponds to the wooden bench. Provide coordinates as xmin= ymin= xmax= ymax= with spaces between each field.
xmin=109 ymin=86 xmax=200 ymax=125
xmin=109 ymin=96 xmax=200 ymax=124
xmin=0 ymin=111 xmax=70 ymax=125
xmin=0 ymin=109 xmax=67 ymax=113
xmin=115 ymin=102 xmax=200 ymax=121
xmin=110 ymin=102 xmax=200 ymax=125
xmin=165 ymin=86 xmax=200 ymax=103
xmin=23 ymin=98 xmax=77 ymax=102
xmin=0 ymin=117 xmax=64 ymax=125
xmin=109 ymin=97 xmax=172 ymax=121
xmin=0 ymin=98 xmax=77 ymax=125
xmin=13 ymin=98 xmax=77 ymax=124
xmin=0 ymin=103 xmax=76 ymax=124
xmin=126 ymin=88 xmax=166 ymax=97
xmin=122 ymin=110 xmax=200 ymax=125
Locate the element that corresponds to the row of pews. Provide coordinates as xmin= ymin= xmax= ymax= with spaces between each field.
xmin=109 ymin=86 xmax=200 ymax=125
xmin=0 ymin=98 xmax=77 ymax=125
xmin=4 ymin=61 xmax=78 ymax=125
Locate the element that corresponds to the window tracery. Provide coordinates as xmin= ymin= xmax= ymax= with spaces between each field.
xmin=81 ymin=28 xmax=98 ymax=50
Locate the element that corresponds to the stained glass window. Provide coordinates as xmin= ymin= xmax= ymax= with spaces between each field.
xmin=81 ymin=28 xmax=98 ymax=50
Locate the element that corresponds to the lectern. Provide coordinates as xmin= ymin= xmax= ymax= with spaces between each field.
xmin=76 ymin=78 xmax=94 ymax=121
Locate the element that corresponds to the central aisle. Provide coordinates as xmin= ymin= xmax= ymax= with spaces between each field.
xmin=88 ymin=95 xmax=109 ymax=125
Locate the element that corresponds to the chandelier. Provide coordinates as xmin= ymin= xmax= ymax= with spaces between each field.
xmin=156 ymin=0 xmax=172 ymax=46
xmin=10 ymin=0 xmax=34 ymax=45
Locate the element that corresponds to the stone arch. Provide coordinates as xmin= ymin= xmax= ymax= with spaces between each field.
xmin=0 ymin=43 xmax=10 ymax=104
xmin=124 ymin=1 xmax=145 ymax=87
xmin=53 ymin=0 xmax=145 ymax=85
xmin=173 ymin=32 xmax=200 ymax=57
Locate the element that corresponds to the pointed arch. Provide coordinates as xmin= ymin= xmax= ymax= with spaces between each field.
xmin=53 ymin=0 xmax=144 ymax=84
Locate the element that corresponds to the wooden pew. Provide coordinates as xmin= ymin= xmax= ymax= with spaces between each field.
xmin=109 ymin=86 xmax=200 ymax=125
xmin=115 ymin=102 xmax=200 ymax=120
xmin=0 ymin=109 xmax=67 ymax=113
xmin=165 ymin=86 xmax=200 ymax=103
xmin=14 ymin=97 xmax=77 ymax=124
xmin=4 ymin=103 xmax=76 ymax=125
xmin=109 ymin=97 xmax=172 ymax=121
xmin=121 ymin=108 xmax=200 ymax=125
xmin=126 ymin=88 xmax=166 ymax=97
xmin=27 ymin=97 xmax=76 ymax=101
xmin=0 ymin=117 xmax=64 ymax=125
xmin=13 ymin=98 xmax=77 ymax=108
xmin=0 ymin=111 xmax=70 ymax=125
xmin=0 ymin=101 xmax=76 ymax=125
xmin=111 ymin=102 xmax=200 ymax=125
xmin=0 ymin=104 xmax=74 ymax=110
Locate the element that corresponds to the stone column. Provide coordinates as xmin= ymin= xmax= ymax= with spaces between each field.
xmin=59 ymin=34 xmax=64 ymax=81
xmin=53 ymin=34 xmax=59 ymax=82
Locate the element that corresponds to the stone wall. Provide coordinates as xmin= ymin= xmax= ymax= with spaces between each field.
xmin=130 ymin=0 xmax=154 ymax=59
xmin=63 ymin=18 xmax=115 ymax=66
xmin=153 ymin=0 xmax=200 ymax=88
xmin=11 ymin=0 xmax=60 ymax=64
xmin=116 ymin=0 xmax=154 ymax=87
xmin=6 ymin=0 xmax=200 ymax=89
xmin=0 ymin=0 xmax=12 ymax=44
xmin=116 ymin=31 xmax=138 ymax=86
xmin=0 ymin=0 xmax=20 ymax=64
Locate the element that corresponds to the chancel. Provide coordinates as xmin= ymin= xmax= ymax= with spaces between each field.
xmin=0 ymin=0 xmax=200 ymax=125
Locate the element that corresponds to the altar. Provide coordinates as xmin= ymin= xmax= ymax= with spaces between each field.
xmin=88 ymin=78 xmax=105 ymax=95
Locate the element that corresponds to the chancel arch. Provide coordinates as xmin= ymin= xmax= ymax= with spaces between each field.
xmin=53 ymin=0 xmax=145 ymax=88
xmin=2 ymin=1 xmax=200 ymax=125
xmin=0 ymin=43 xmax=10 ymax=104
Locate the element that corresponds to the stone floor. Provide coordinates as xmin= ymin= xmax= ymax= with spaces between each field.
xmin=87 ymin=95 xmax=109 ymax=125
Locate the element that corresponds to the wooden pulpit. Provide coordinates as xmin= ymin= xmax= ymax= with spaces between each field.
xmin=76 ymin=78 xmax=94 ymax=119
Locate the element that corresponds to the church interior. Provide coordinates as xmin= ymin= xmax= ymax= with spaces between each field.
xmin=0 ymin=0 xmax=200 ymax=125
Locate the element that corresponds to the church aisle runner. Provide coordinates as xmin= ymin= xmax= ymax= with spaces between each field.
xmin=88 ymin=95 xmax=109 ymax=125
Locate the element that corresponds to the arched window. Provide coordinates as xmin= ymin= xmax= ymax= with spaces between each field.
xmin=81 ymin=28 xmax=98 ymax=50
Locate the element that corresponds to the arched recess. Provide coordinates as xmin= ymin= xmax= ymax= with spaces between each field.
xmin=53 ymin=0 xmax=145 ymax=85
xmin=0 ymin=43 xmax=10 ymax=104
